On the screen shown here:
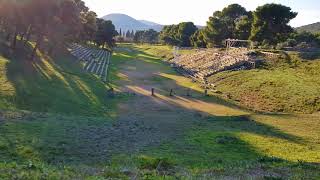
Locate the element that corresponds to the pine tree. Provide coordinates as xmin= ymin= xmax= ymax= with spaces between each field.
xmin=126 ymin=30 xmax=130 ymax=38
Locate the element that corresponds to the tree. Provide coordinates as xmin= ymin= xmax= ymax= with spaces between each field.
xmin=178 ymin=22 xmax=198 ymax=47
xmin=191 ymin=30 xmax=207 ymax=48
xmin=220 ymin=4 xmax=248 ymax=38
xmin=203 ymin=4 xmax=250 ymax=46
xmin=81 ymin=11 xmax=98 ymax=43
xmin=144 ymin=29 xmax=159 ymax=44
xmin=0 ymin=0 xmax=106 ymax=58
xmin=133 ymin=30 xmax=144 ymax=43
xmin=94 ymin=18 xmax=117 ymax=49
xmin=160 ymin=22 xmax=197 ymax=47
xmin=126 ymin=30 xmax=131 ymax=39
xmin=290 ymin=31 xmax=320 ymax=47
xmin=29 ymin=0 xmax=60 ymax=59
xmin=235 ymin=13 xmax=253 ymax=40
xmin=203 ymin=16 xmax=228 ymax=47
xmin=159 ymin=25 xmax=180 ymax=45
xmin=250 ymin=4 xmax=297 ymax=45
xmin=134 ymin=29 xmax=159 ymax=44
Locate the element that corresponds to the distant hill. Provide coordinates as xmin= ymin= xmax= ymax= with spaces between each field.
xmin=102 ymin=13 xmax=163 ymax=32
xmin=296 ymin=22 xmax=320 ymax=34
xmin=138 ymin=20 xmax=160 ymax=27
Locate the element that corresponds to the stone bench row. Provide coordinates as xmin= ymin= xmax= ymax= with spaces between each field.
xmin=170 ymin=49 xmax=253 ymax=80
xmin=69 ymin=44 xmax=111 ymax=82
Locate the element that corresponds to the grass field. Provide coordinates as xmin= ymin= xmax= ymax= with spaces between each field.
xmin=207 ymin=52 xmax=320 ymax=113
xmin=0 ymin=42 xmax=319 ymax=179
xmin=0 ymin=43 xmax=116 ymax=117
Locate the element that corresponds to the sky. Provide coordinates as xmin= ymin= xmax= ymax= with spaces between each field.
xmin=83 ymin=0 xmax=320 ymax=27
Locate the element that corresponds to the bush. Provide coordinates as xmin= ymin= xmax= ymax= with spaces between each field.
xmin=286 ymin=38 xmax=298 ymax=47
xmin=276 ymin=42 xmax=286 ymax=50
xmin=296 ymin=42 xmax=310 ymax=49
xmin=137 ymin=156 xmax=174 ymax=171
xmin=258 ymin=156 xmax=284 ymax=163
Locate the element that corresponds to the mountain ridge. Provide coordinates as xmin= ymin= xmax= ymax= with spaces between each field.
xmin=296 ymin=22 xmax=320 ymax=34
xmin=102 ymin=13 xmax=163 ymax=32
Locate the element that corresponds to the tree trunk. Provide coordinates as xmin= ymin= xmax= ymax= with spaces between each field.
xmin=6 ymin=32 xmax=11 ymax=41
xmin=24 ymin=32 xmax=31 ymax=45
xmin=20 ymin=33 xmax=25 ymax=41
xmin=12 ymin=31 xmax=18 ymax=49
xmin=48 ymin=44 xmax=54 ymax=56
xmin=31 ymin=35 xmax=42 ymax=60
xmin=24 ymin=26 xmax=32 ymax=45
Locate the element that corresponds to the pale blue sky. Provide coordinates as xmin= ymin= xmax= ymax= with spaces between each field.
xmin=83 ymin=0 xmax=320 ymax=27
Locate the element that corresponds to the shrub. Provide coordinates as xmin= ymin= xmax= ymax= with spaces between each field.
xmin=258 ymin=156 xmax=284 ymax=163
xmin=276 ymin=42 xmax=286 ymax=50
xmin=137 ymin=156 xmax=174 ymax=171
xmin=296 ymin=42 xmax=310 ymax=49
xmin=286 ymin=38 xmax=298 ymax=47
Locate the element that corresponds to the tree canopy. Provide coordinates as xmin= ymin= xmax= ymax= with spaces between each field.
xmin=250 ymin=3 xmax=297 ymax=45
xmin=134 ymin=29 xmax=159 ymax=44
xmin=0 ymin=0 xmax=117 ymax=58
xmin=159 ymin=3 xmax=298 ymax=48
xmin=191 ymin=30 xmax=206 ymax=48
xmin=202 ymin=4 xmax=251 ymax=47
xmin=159 ymin=22 xmax=197 ymax=47
xmin=95 ymin=18 xmax=118 ymax=48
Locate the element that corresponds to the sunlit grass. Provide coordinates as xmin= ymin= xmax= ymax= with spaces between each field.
xmin=207 ymin=57 xmax=320 ymax=113
xmin=0 ymin=42 xmax=319 ymax=178
xmin=0 ymin=56 xmax=15 ymax=96
xmin=0 ymin=44 xmax=113 ymax=116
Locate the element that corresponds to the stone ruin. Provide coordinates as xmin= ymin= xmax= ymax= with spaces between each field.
xmin=169 ymin=47 xmax=259 ymax=83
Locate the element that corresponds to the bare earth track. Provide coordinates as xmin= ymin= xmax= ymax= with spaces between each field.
xmin=0 ymin=44 xmax=319 ymax=179
xmin=103 ymin=45 xmax=320 ymax=178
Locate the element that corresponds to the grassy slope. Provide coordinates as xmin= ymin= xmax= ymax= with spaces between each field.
xmin=138 ymin=44 xmax=320 ymax=113
xmin=208 ymin=52 xmax=320 ymax=113
xmin=0 ymin=43 xmax=319 ymax=179
xmin=0 ymin=41 xmax=118 ymax=178
xmin=0 ymin=43 xmax=114 ymax=117
xmin=106 ymin=44 xmax=320 ymax=179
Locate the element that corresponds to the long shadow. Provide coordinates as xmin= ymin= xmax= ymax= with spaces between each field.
xmin=113 ymin=44 xmax=256 ymax=113
xmin=0 ymin=43 xmax=318 ymax=178
xmin=1 ymin=40 xmax=112 ymax=116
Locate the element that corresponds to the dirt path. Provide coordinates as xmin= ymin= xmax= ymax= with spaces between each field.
xmin=98 ymin=48 xmax=250 ymax=157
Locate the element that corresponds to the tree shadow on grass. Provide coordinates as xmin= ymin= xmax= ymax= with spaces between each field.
xmin=1 ymin=40 xmax=113 ymax=117
xmin=0 ymin=43 xmax=319 ymax=178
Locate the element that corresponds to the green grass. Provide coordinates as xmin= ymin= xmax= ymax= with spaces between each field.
xmin=207 ymin=52 xmax=320 ymax=113
xmin=0 ymin=111 xmax=113 ymax=179
xmin=105 ymin=44 xmax=320 ymax=179
xmin=0 ymin=42 xmax=117 ymax=117
xmin=131 ymin=43 xmax=196 ymax=60
xmin=0 ymin=42 xmax=319 ymax=179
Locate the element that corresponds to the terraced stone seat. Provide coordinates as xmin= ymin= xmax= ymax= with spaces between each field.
xmin=170 ymin=48 xmax=254 ymax=80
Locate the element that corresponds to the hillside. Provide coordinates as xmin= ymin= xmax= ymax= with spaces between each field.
xmin=0 ymin=42 xmax=113 ymax=117
xmin=0 ymin=42 xmax=320 ymax=179
xmin=296 ymin=22 xmax=320 ymax=34
xmin=167 ymin=47 xmax=320 ymax=113
xmin=206 ymin=51 xmax=320 ymax=113
xmin=102 ymin=13 xmax=163 ymax=32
